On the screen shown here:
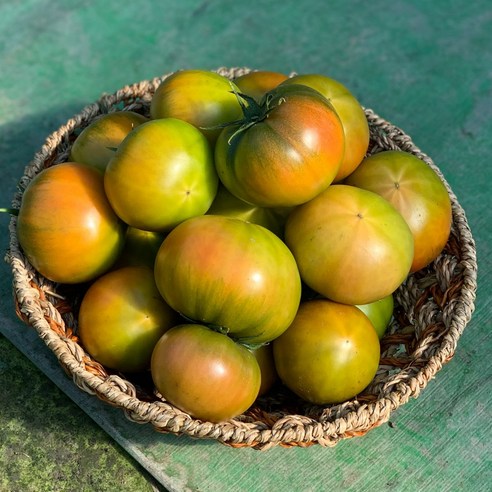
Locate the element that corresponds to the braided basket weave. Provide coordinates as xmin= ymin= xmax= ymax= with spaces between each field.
xmin=6 ymin=67 xmax=477 ymax=449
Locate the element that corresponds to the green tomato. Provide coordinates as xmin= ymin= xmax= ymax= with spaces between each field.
xmin=273 ymin=299 xmax=380 ymax=404
xmin=150 ymin=70 xmax=243 ymax=144
xmin=78 ymin=266 xmax=178 ymax=373
xmin=250 ymin=344 xmax=278 ymax=396
xmin=356 ymin=294 xmax=394 ymax=339
xmin=114 ymin=227 xmax=165 ymax=270
xmin=104 ymin=118 xmax=218 ymax=232
xmin=206 ymin=184 xmax=290 ymax=237
xmin=70 ymin=111 xmax=148 ymax=172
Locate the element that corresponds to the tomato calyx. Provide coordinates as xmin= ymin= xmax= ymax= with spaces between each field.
xmin=177 ymin=311 xmax=267 ymax=350
xmin=178 ymin=311 xmax=230 ymax=336
xmin=201 ymin=84 xmax=276 ymax=145
xmin=234 ymin=339 xmax=268 ymax=351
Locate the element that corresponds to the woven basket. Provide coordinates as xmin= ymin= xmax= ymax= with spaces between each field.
xmin=6 ymin=67 xmax=478 ymax=450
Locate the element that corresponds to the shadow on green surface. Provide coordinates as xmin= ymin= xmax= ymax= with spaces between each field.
xmin=1 ymin=102 xmax=89 ymax=171
xmin=0 ymin=333 xmax=168 ymax=492
xmin=0 ymin=104 xmax=170 ymax=491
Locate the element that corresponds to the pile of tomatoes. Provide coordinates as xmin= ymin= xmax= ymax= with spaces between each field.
xmin=14 ymin=69 xmax=452 ymax=423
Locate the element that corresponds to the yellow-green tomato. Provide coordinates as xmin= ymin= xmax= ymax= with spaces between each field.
xmin=280 ymin=74 xmax=369 ymax=181
xmin=356 ymin=294 xmax=394 ymax=339
xmin=273 ymin=299 xmax=380 ymax=404
xmin=285 ymin=184 xmax=414 ymax=305
xmin=151 ymin=324 xmax=261 ymax=422
xmin=150 ymin=70 xmax=243 ymax=144
xmin=70 ymin=111 xmax=148 ymax=173
xmin=104 ymin=118 xmax=218 ymax=232
xmin=78 ymin=266 xmax=178 ymax=373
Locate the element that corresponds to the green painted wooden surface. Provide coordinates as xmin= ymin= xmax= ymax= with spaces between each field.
xmin=1 ymin=0 xmax=491 ymax=490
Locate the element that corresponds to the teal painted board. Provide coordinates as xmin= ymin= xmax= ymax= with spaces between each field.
xmin=1 ymin=0 xmax=491 ymax=491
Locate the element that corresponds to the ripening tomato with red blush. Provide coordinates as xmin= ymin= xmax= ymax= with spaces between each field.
xmin=285 ymin=184 xmax=414 ymax=305
xmin=345 ymin=150 xmax=452 ymax=272
xmin=154 ymin=215 xmax=301 ymax=344
xmin=16 ymin=162 xmax=125 ymax=284
xmin=280 ymin=74 xmax=369 ymax=182
xmin=151 ymin=324 xmax=261 ymax=422
xmin=215 ymin=84 xmax=345 ymax=208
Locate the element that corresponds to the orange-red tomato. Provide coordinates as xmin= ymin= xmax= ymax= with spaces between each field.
xmin=151 ymin=324 xmax=261 ymax=422
xmin=285 ymin=184 xmax=414 ymax=305
xmin=233 ymin=70 xmax=289 ymax=102
xmin=215 ymin=84 xmax=345 ymax=207
xmin=280 ymin=74 xmax=369 ymax=181
xmin=345 ymin=150 xmax=452 ymax=272
xmin=273 ymin=299 xmax=380 ymax=404
xmin=16 ymin=162 xmax=125 ymax=284
xmin=78 ymin=266 xmax=178 ymax=373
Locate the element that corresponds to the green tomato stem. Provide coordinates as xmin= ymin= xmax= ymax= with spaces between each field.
xmin=200 ymin=83 xmax=278 ymax=145
xmin=0 ymin=207 xmax=19 ymax=216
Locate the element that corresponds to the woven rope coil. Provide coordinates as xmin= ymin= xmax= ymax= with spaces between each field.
xmin=6 ymin=67 xmax=478 ymax=449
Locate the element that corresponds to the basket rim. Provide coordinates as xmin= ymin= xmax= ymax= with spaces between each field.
xmin=6 ymin=67 xmax=478 ymax=450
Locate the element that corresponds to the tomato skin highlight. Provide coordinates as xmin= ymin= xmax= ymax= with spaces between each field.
xmin=17 ymin=162 xmax=125 ymax=284
xmin=154 ymin=215 xmax=302 ymax=344
xmin=78 ymin=266 xmax=178 ymax=373
xmin=285 ymin=184 xmax=414 ymax=305
xmin=273 ymin=299 xmax=380 ymax=404
xmin=280 ymin=74 xmax=369 ymax=182
xmin=151 ymin=324 xmax=261 ymax=422
xmin=215 ymin=84 xmax=345 ymax=208
xmin=344 ymin=150 xmax=452 ymax=272
xmin=104 ymin=118 xmax=218 ymax=232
